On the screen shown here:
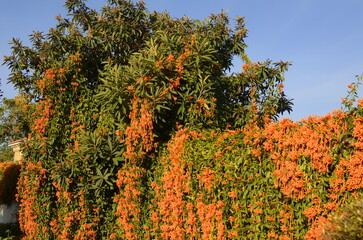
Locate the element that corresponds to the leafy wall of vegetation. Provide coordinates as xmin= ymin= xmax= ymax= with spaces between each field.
xmin=11 ymin=103 xmax=363 ymax=240
xmin=3 ymin=0 xmax=363 ymax=239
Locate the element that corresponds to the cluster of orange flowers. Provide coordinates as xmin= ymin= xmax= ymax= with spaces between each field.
xmin=32 ymin=99 xmax=55 ymax=139
xmin=17 ymin=161 xmax=47 ymax=240
xmin=114 ymin=165 xmax=144 ymax=239
xmin=151 ymin=128 xmax=194 ymax=239
xmin=36 ymin=68 xmax=56 ymax=94
xmin=49 ymin=182 xmax=98 ymax=240
xmin=114 ymin=97 xmax=157 ymax=239
xmin=149 ymin=128 xmax=233 ymax=239
xmin=123 ymin=97 xmax=156 ymax=161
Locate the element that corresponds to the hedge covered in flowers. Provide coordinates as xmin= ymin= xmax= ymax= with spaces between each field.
xmin=0 ymin=161 xmax=20 ymax=206
xmin=4 ymin=0 xmax=363 ymax=239
xmin=133 ymin=105 xmax=362 ymax=240
xmin=169 ymin=110 xmax=358 ymax=239
xmin=13 ymin=104 xmax=363 ymax=239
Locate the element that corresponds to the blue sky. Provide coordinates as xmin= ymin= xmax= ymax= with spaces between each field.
xmin=1 ymin=0 xmax=363 ymax=121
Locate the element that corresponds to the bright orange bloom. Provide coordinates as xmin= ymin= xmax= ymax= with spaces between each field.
xmin=166 ymin=54 xmax=175 ymax=62
xmin=242 ymin=64 xmax=250 ymax=69
xmin=253 ymin=208 xmax=263 ymax=214
xmin=228 ymin=190 xmax=237 ymax=198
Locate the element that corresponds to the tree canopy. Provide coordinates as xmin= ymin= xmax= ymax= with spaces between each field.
xmin=0 ymin=97 xmax=29 ymax=162
xmin=4 ymin=0 xmax=292 ymax=133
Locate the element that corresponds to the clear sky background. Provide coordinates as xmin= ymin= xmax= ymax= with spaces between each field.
xmin=1 ymin=0 xmax=363 ymax=121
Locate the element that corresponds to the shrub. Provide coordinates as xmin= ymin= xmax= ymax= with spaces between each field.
xmin=0 ymin=162 xmax=20 ymax=206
